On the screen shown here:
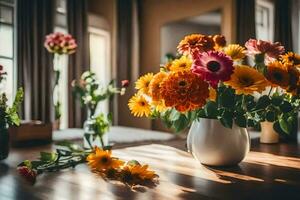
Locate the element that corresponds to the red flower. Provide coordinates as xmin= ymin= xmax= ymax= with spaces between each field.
xmin=121 ymin=80 xmax=130 ymax=88
xmin=0 ymin=65 xmax=3 ymax=71
xmin=17 ymin=166 xmax=37 ymax=185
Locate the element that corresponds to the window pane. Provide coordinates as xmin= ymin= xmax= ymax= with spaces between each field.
xmin=0 ymin=23 xmax=13 ymax=57
xmin=0 ymin=0 xmax=14 ymax=4
xmin=0 ymin=6 xmax=13 ymax=24
xmin=0 ymin=58 xmax=13 ymax=104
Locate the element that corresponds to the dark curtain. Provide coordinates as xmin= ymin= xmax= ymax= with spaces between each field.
xmin=236 ymin=0 xmax=256 ymax=44
xmin=17 ymin=0 xmax=54 ymax=123
xmin=67 ymin=0 xmax=90 ymax=128
xmin=115 ymin=0 xmax=141 ymax=126
xmin=274 ymin=0 xmax=293 ymax=51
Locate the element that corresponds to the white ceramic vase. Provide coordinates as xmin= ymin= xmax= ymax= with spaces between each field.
xmin=187 ymin=118 xmax=250 ymax=166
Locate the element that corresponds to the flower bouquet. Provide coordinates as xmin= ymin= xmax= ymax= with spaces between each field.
xmin=72 ymin=71 xmax=128 ymax=148
xmin=44 ymin=32 xmax=77 ymax=129
xmin=128 ymin=34 xmax=300 ymax=165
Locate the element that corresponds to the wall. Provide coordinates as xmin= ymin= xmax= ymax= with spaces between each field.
xmin=161 ymin=22 xmax=221 ymax=60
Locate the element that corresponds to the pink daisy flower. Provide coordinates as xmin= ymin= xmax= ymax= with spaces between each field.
xmin=245 ymin=39 xmax=285 ymax=59
xmin=192 ymin=51 xmax=234 ymax=88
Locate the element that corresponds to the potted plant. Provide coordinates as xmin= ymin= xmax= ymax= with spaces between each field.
xmin=0 ymin=65 xmax=23 ymax=160
xmin=128 ymin=34 xmax=300 ymax=166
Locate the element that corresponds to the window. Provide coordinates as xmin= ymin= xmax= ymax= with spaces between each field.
xmin=0 ymin=0 xmax=15 ymax=104
xmin=256 ymin=0 xmax=274 ymax=41
xmin=89 ymin=27 xmax=111 ymax=115
xmin=55 ymin=0 xmax=69 ymax=129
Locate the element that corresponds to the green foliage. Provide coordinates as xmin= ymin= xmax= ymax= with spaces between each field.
xmin=72 ymin=71 xmax=125 ymax=115
xmin=0 ymin=88 xmax=23 ymax=128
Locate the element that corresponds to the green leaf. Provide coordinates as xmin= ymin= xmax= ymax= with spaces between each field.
xmin=218 ymin=87 xmax=235 ymax=108
xmin=173 ymin=115 xmax=189 ymax=132
xmin=204 ymin=101 xmax=218 ymax=119
xmin=279 ymin=117 xmax=291 ymax=134
xmin=235 ymin=113 xmax=247 ymax=128
xmin=271 ymin=96 xmax=282 ymax=106
xmin=219 ymin=110 xmax=233 ymax=128
xmin=169 ymin=109 xmax=181 ymax=121
xmin=255 ymin=95 xmax=270 ymax=110
xmin=279 ymin=101 xmax=293 ymax=113
xmin=40 ymin=152 xmax=58 ymax=162
xmin=266 ymin=111 xmax=276 ymax=122
xmin=23 ymin=160 xmax=32 ymax=169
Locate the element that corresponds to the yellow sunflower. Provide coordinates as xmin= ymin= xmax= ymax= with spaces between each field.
xmin=224 ymin=44 xmax=246 ymax=60
xmin=266 ymin=61 xmax=290 ymax=88
xmin=87 ymin=147 xmax=124 ymax=172
xmin=281 ymin=52 xmax=300 ymax=67
xmin=135 ymin=73 xmax=154 ymax=95
xmin=149 ymin=72 xmax=167 ymax=101
xmin=120 ymin=162 xmax=156 ymax=184
xmin=225 ymin=65 xmax=269 ymax=95
xmin=128 ymin=94 xmax=151 ymax=117
xmin=169 ymin=56 xmax=192 ymax=72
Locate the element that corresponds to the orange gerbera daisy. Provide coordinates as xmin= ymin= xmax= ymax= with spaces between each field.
xmin=225 ymin=65 xmax=269 ymax=95
xmin=160 ymin=71 xmax=209 ymax=112
xmin=281 ymin=52 xmax=300 ymax=67
xmin=120 ymin=161 xmax=157 ymax=185
xmin=212 ymin=34 xmax=226 ymax=49
xmin=87 ymin=147 xmax=124 ymax=172
xmin=149 ymin=72 xmax=167 ymax=101
xmin=266 ymin=61 xmax=290 ymax=88
xmin=177 ymin=34 xmax=215 ymax=55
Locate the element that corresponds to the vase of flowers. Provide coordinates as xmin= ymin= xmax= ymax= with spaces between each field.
xmin=44 ymin=32 xmax=77 ymax=130
xmin=187 ymin=118 xmax=249 ymax=166
xmin=0 ymin=67 xmax=23 ymax=160
xmin=128 ymin=34 xmax=300 ymax=166
xmin=72 ymin=71 xmax=128 ymax=148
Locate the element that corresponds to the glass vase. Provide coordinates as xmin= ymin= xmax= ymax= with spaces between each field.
xmin=0 ymin=126 xmax=9 ymax=161
xmin=187 ymin=118 xmax=250 ymax=166
xmin=83 ymin=109 xmax=108 ymax=149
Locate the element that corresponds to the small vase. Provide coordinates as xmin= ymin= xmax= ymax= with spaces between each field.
xmin=187 ymin=118 xmax=250 ymax=166
xmin=260 ymin=121 xmax=279 ymax=144
xmin=83 ymin=109 xmax=108 ymax=149
xmin=0 ymin=127 xmax=9 ymax=161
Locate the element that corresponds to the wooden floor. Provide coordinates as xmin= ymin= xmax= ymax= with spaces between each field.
xmin=0 ymin=138 xmax=300 ymax=200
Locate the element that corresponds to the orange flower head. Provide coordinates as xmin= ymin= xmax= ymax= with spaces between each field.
xmin=120 ymin=161 xmax=157 ymax=185
xmin=160 ymin=71 xmax=209 ymax=112
xmin=87 ymin=147 xmax=124 ymax=172
xmin=281 ymin=52 xmax=300 ymax=67
xmin=135 ymin=73 xmax=154 ymax=95
xmin=149 ymin=72 xmax=167 ymax=101
xmin=225 ymin=65 xmax=270 ymax=95
xmin=213 ymin=34 xmax=226 ymax=49
xmin=177 ymin=34 xmax=215 ymax=55
xmin=266 ymin=61 xmax=290 ymax=88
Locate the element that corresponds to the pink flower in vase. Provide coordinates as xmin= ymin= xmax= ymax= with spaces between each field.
xmin=44 ymin=32 xmax=77 ymax=55
xmin=245 ymin=39 xmax=285 ymax=59
xmin=191 ymin=51 xmax=234 ymax=88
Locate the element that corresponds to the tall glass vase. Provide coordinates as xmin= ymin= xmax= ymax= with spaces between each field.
xmin=0 ymin=125 xmax=9 ymax=160
xmin=83 ymin=108 xmax=108 ymax=149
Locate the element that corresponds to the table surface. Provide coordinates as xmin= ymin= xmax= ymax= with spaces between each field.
xmin=1 ymin=138 xmax=300 ymax=200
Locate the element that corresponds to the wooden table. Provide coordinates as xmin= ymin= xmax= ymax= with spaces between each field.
xmin=1 ymin=138 xmax=300 ymax=200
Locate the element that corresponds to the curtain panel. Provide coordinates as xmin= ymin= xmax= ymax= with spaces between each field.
xmin=17 ymin=0 xmax=55 ymax=123
xmin=274 ymin=0 xmax=293 ymax=51
xmin=67 ymin=0 xmax=90 ymax=128
xmin=236 ymin=0 xmax=256 ymax=44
